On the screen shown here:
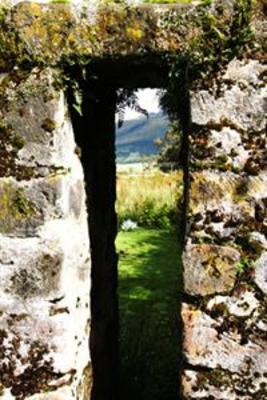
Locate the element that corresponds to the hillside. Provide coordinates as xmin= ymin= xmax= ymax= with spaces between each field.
xmin=116 ymin=112 xmax=169 ymax=163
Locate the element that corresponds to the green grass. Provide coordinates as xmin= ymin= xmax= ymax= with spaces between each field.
xmin=116 ymin=228 xmax=182 ymax=400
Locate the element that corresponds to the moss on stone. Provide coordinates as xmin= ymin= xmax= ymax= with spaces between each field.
xmin=0 ymin=1 xmax=259 ymax=76
xmin=0 ymin=119 xmax=37 ymax=179
xmin=41 ymin=118 xmax=56 ymax=133
xmin=0 ymin=183 xmax=36 ymax=233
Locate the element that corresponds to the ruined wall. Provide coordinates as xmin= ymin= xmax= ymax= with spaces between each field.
xmin=182 ymin=58 xmax=267 ymax=398
xmin=0 ymin=68 xmax=91 ymax=399
xmin=0 ymin=1 xmax=266 ymax=399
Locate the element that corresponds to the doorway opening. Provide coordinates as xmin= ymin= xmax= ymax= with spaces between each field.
xmin=116 ymin=88 xmax=183 ymax=400
xmin=67 ymin=58 xmax=190 ymax=400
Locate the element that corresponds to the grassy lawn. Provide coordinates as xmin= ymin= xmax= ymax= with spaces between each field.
xmin=116 ymin=228 xmax=182 ymax=400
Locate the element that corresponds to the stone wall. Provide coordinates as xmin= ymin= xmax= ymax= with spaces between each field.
xmin=0 ymin=68 xmax=91 ymax=399
xmin=182 ymin=58 xmax=267 ymax=399
xmin=0 ymin=1 xmax=266 ymax=399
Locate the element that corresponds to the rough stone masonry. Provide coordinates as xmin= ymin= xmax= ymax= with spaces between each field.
xmin=182 ymin=57 xmax=267 ymax=399
xmin=0 ymin=1 xmax=266 ymax=399
xmin=0 ymin=67 xmax=92 ymax=399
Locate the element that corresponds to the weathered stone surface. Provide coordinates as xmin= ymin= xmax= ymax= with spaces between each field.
xmin=182 ymin=303 xmax=267 ymax=374
xmin=209 ymin=127 xmax=250 ymax=170
xmin=0 ymin=1 xmax=194 ymax=70
xmin=191 ymin=59 xmax=267 ymax=175
xmin=0 ymin=68 xmax=77 ymax=173
xmin=189 ymin=171 xmax=267 ymax=213
xmin=183 ymin=244 xmax=240 ymax=296
xmin=0 ymin=227 xmax=91 ymax=398
xmin=206 ymin=291 xmax=260 ymax=318
xmin=0 ymin=174 xmax=85 ymax=237
xmin=0 ymin=236 xmax=63 ymax=299
xmin=182 ymin=368 xmax=267 ymax=400
xmin=223 ymin=59 xmax=266 ymax=86
xmin=0 ymin=65 xmax=91 ymax=398
xmin=189 ymin=171 xmax=267 ymax=243
xmin=191 ymin=60 xmax=267 ymax=132
xmin=1 ymin=0 xmax=264 ymax=73
xmin=192 ymin=84 xmax=266 ymax=131
xmin=184 ymin=52 xmax=267 ymax=399
xmin=0 ymin=2 xmax=265 ymax=399
xmin=254 ymin=252 xmax=267 ymax=295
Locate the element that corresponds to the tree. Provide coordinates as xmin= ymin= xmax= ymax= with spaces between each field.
xmin=116 ymin=89 xmax=148 ymax=128
xmin=155 ymin=121 xmax=181 ymax=171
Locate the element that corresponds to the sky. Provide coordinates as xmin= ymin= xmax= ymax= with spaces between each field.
xmin=121 ymin=89 xmax=161 ymax=121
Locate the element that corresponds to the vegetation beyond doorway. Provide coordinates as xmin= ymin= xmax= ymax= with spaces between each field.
xmin=116 ymin=141 xmax=183 ymax=399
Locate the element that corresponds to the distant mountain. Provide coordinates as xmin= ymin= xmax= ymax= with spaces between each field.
xmin=116 ymin=111 xmax=169 ymax=163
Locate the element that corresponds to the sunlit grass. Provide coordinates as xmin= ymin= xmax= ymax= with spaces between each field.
xmin=117 ymin=228 xmax=182 ymax=400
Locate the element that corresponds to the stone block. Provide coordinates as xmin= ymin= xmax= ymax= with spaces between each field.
xmin=182 ymin=368 xmax=266 ymax=399
xmin=189 ymin=171 xmax=267 ymax=243
xmin=254 ymin=251 xmax=267 ymax=295
xmin=1 ymin=69 xmax=77 ymax=173
xmin=191 ymin=60 xmax=267 ymax=132
xmin=182 ymin=303 xmax=267 ymax=375
xmin=183 ymin=244 xmax=240 ymax=296
xmin=0 ymin=174 xmax=85 ymax=237
xmin=0 ymin=236 xmax=63 ymax=301
xmin=189 ymin=171 xmax=267 ymax=214
xmin=0 ymin=230 xmax=91 ymax=399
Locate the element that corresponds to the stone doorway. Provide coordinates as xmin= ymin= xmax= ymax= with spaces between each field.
xmin=0 ymin=2 xmax=265 ymax=399
xmin=67 ymin=59 xmax=190 ymax=400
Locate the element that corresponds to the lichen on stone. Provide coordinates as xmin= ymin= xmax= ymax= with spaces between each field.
xmin=0 ymin=182 xmax=36 ymax=234
xmin=0 ymin=0 xmax=261 ymax=75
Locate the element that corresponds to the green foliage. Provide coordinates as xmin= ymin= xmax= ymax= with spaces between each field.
xmin=51 ymin=0 xmax=70 ymax=4
xmin=0 ymin=0 xmax=256 ymax=80
xmin=236 ymin=257 xmax=254 ymax=275
xmin=119 ymin=199 xmax=176 ymax=228
xmin=189 ymin=0 xmax=254 ymax=79
xmin=12 ymin=188 xmax=35 ymax=217
xmin=155 ymin=121 xmax=182 ymax=170
xmin=158 ymin=0 xmax=255 ymax=126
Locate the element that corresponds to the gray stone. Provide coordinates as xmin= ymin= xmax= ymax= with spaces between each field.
xmin=182 ymin=303 xmax=267 ymax=374
xmin=1 ymin=69 xmax=77 ymax=171
xmin=191 ymin=60 xmax=267 ymax=132
xmin=0 ymin=174 xmax=85 ymax=237
xmin=254 ymin=252 xmax=267 ymax=295
xmin=207 ymin=291 xmax=260 ymax=318
xmin=0 ymin=67 xmax=91 ymax=398
xmin=182 ymin=368 xmax=266 ymax=399
xmin=249 ymin=232 xmax=267 ymax=253
xmin=223 ymin=59 xmax=266 ymax=86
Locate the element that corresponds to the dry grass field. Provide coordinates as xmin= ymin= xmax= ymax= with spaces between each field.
xmin=116 ymin=167 xmax=183 ymax=228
